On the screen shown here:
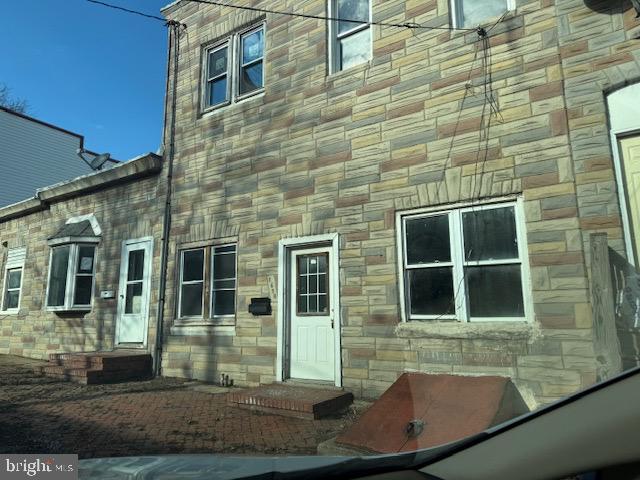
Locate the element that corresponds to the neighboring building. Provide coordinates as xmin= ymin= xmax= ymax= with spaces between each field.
xmin=1 ymin=0 xmax=639 ymax=408
xmin=0 ymin=106 xmax=117 ymax=208
xmin=0 ymin=154 xmax=164 ymax=358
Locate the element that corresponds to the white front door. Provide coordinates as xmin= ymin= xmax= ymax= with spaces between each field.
xmin=116 ymin=238 xmax=153 ymax=346
xmin=289 ymin=247 xmax=335 ymax=381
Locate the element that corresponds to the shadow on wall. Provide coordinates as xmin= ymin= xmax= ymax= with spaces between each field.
xmin=582 ymin=0 xmax=633 ymax=15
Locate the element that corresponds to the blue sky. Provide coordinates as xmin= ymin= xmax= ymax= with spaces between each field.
xmin=1 ymin=0 xmax=170 ymax=160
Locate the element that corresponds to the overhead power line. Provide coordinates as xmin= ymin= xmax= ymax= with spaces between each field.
xmin=84 ymin=0 xmax=478 ymax=32
xmin=85 ymin=0 xmax=166 ymax=22
xmin=184 ymin=0 xmax=476 ymax=31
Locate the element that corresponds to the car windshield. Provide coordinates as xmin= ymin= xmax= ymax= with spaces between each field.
xmin=1 ymin=0 xmax=640 ymax=478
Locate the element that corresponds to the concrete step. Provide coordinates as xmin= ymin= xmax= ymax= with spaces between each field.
xmin=227 ymin=383 xmax=354 ymax=420
xmin=48 ymin=352 xmax=151 ymax=371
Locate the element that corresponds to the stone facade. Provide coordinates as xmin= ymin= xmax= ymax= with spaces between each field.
xmin=0 ymin=155 xmax=165 ymax=359
xmin=158 ymin=0 xmax=640 ymax=405
xmin=2 ymin=0 xmax=639 ymax=409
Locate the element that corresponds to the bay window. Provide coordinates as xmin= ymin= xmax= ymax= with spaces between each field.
xmin=46 ymin=243 xmax=97 ymax=311
xmin=399 ymin=200 xmax=531 ymax=322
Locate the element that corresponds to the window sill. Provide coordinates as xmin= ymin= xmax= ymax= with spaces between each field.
xmin=327 ymin=59 xmax=372 ymax=82
xmin=174 ymin=317 xmax=236 ymax=327
xmin=200 ymin=90 xmax=264 ymax=119
xmin=0 ymin=309 xmax=20 ymax=315
xmin=170 ymin=324 xmax=236 ymax=336
xmin=46 ymin=306 xmax=92 ymax=313
xmin=395 ymin=320 xmax=535 ymax=340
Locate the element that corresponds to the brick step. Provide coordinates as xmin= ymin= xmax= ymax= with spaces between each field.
xmin=38 ymin=352 xmax=153 ymax=384
xmin=35 ymin=365 xmax=151 ymax=385
xmin=49 ymin=356 xmax=151 ymax=371
xmin=227 ymin=383 xmax=354 ymax=420
xmin=48 ymin=353 xmax=151 ymax=371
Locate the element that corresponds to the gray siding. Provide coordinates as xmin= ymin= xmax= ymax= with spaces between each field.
xmin=0 ymin=109 xmax=91 ymax=207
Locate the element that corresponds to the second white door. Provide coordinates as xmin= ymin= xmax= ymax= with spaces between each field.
xmin=116 ymin=238 xmax=153 ymax=346
xmin=289 ymin=247 xmax=335 ymax=382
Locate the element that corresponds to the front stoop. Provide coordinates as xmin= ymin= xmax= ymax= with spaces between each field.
xmin=33 ymin=351 xmax=152 ymax=385
xmin=227 ymin=384 xmax=354 ymax=419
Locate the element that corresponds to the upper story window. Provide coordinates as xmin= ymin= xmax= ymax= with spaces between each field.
xmin=329 ymin=0 xmax=372 ymax=73
xmin=451 ymin=0 xmax=515 ymax=29
xmin=203 ymin=24 xmax=265 ymax=111
xmin=2 ymin=247 xmax=26 ymax=313
xmin=178 ymin=243 xmax=238 ymax=321
xmin=398 ymin=200 xmax=532 ymax=322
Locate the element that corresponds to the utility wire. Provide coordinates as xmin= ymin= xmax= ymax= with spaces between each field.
xmin=185 ymin=0 xmax=476 ymax=31
xmin=85 ymin=0 xmax=167 ymax=22
xmin=85 ymin=0 xmax=477 ymax=32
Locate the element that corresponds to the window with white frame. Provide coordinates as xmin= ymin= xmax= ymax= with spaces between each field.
xmin=329 ymin=0 xmax=372 ymax=73
xmin=451 ymin=0 xmax=515 ymax=29
xmin=203 ymin=24 xmax=265 ymax=110
xmin=46 ymin=243 xmax=97 ymax=310
xmin=178 ymin=243 xmax=237 ymax=319
xmin=2 ymin=247 xmax=26 ymax=313
xmin=399 ymin=200 xmax=530 ymax=322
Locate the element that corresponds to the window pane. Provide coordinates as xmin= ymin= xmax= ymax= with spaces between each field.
xmin=125 ymin=282 xmax=143 ymax=314
xmin=208 ymin=77 xmax=228 ymax=106
xmin=460 ymin=0 xmax=508 ymax=28
xmin=212 ymin=289 xmax=235 ymax=316
xmin=467 ymin=265 xmax=524 ymax=317
xmin=213 ymin=251 xmax=236 ymax=280
xmin=213 ymin=279 xmax=235 ymax=290
xmin=463 ymin=207 xmax=518 ymax=261
xmin=48 ymin=246 xmax=70 ymax=307
xmin=309 ymin=256 xmax=318 ymax=274
xmin=318 ymin=273 xmax=327 ymax=293
xmin=408 ymin=268 xmax=454 ymax=316
xmin=406 ymin=214 xmax=451 ymax=264
xmin=309 ymin=295 xmax=318 ymax=312
xmin=318 ymin=294 xmax=327 ymax=313
xmin=208 ymin=46 xmax=228 ymax=78
xmin=309 ymin=275 xmax=318 ymax=294
xmin=127 ymin=249 xmax=145 ymax=281
xmin=340 ymin=27 xmax=371 ymax=70
xmin=74 ymin=276 xmax=93 ymax=306
xmin=5 ymin=290 xmax=19 ymax=309
xmin=317 ymin=255 xmax=327 ymax=273
xmin=241 ymin=29 xmax=263 ymax=64
xmin=215 ymin=245 xmax=236 ymax=254
xmin=337 ymin=0 xmax=370 ymax=34
xmin=181 ymin=283 xmax=203 ymax=317
xmin=7 ymin=269 xmax=21 ymax=289
xmin=182 ymin=249 xmax=204 ymax=282
xmin=77 ymin=246 xmax=95 ymax=274
xmin=240 ymin=62 xmax=263 ymax=95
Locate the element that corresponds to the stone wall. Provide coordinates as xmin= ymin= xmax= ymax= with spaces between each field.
xmin=0 ymin=161 xmax=165 ymax=359
xmin=159 ymin=0 xmax=639 ymax=405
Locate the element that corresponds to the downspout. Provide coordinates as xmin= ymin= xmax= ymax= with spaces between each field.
xmin=154 ymin=20 xmax=182 ymax=376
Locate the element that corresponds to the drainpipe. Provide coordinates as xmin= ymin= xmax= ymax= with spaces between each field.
xmin=154 ymin=20 xmax=182 ymax=377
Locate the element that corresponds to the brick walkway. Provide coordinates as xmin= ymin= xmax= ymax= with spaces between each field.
xmin=0 ymin=355 xmax=360 ymax=459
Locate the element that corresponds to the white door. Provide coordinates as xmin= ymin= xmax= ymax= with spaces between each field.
xmin=289 ymin=247 xmax=335 ymax=381
xmin=620 ymin=135 xmax=640 ymax=262
xmin=116 ymin=238 xmax=153 ymax=346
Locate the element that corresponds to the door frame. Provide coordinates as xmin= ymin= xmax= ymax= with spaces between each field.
xmin=610 ymin=128 xmax=640 ymax=267
xmin=115 ymin=236 xmax=154 ymax=348
xmin=276 ymin=233 xmax=342 ymax=387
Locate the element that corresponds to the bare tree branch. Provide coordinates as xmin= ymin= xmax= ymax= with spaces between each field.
xmin=0 ymin=83 xmax=29 ymax=113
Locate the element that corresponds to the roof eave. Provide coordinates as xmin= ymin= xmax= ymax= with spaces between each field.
xmin=0 ymin=153 xmax=163 ymax=223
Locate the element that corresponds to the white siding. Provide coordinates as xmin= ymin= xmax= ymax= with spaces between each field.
xmin=0 ymin=109 xmax=92 ymax=207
